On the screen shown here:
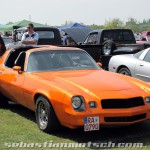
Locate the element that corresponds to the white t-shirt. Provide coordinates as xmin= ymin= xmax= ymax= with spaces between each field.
xmin=21 ymin=32 xmax=39 ymax=46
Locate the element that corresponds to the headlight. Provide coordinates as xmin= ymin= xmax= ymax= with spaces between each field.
xmin=72 ymin=96 xmax=85 ymax=111
xmin=145 ymin=97 xmax=150 ymax=103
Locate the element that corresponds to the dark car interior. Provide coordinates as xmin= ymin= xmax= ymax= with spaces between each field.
xmin=4 ymin=46 xmax=38 ymax=70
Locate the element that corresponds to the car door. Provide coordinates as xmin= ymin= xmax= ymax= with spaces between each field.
xmin=134 ymin=50 xmax=150 ymax=82
xmin=0 ymin=51 xmax=26 ymax=105
xmin=0 ymin=67 xmax=26 ymax=103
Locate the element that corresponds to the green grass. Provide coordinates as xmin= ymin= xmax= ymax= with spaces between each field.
xmin=1 ymin=103 xmax=150 ymax=150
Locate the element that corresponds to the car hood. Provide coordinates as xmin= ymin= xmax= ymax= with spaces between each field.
xmin=31 ymin=70 xmax=142 ymax=96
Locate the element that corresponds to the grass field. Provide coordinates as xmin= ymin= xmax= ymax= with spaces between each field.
xmin=1 ymin=103 xmax=150 ymax=150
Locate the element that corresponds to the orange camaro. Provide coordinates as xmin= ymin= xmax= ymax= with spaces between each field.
xmin=0 ymin=45 xmax=150 ymax=133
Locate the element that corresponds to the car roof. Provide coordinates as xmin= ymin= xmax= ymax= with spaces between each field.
xmin=88 ymin=29 xmax=133 ymax=34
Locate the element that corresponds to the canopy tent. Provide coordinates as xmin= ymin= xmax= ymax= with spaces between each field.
xmin=59 ymin=23 xmax=87 ymax=30
xmin=0 ymin=20 xmax=48 ymax=32
xmin=59 ymin=23 xmax=92 ymax=44
xmin=62 ymin=27 xmax=93 ymax=43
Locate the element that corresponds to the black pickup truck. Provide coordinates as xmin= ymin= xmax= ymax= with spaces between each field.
xmin=81 ymin=29 xmax=149 ymax=55
xmin=12 ymin=27 xmax=62 ymax=46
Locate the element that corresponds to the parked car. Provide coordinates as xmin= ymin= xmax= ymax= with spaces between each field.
xmin=136 ymin=31 xmax=150 ymax=45
xmin=0 ymin=35 xmax=6 ymax=56
xmin=141 ymin=31 xmax=150 ymax=41
xmin=1 ymin=45 xmax=150 ymax=133
xmin=109 ymin=48 xmax=150 ymax=82
xmin=2 ymin=36 xmax=13 ymax=49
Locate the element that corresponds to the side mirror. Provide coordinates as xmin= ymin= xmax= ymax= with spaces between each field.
xmin=97 ymin=62 xmax=102 ymax=67
xmin=13 ymin=66 xmax=22 ymax=73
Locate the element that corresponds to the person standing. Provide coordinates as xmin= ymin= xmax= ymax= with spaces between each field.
xmin=21 ymin=23 xmax=39 ymax=46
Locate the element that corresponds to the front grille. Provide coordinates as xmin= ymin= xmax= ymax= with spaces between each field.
xmin=101 ymin=97 xmax=144 ymax=109
xmin=104 ymin=113 xmax=146 ymax=122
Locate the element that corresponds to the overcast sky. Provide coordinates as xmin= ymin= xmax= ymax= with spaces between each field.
xmin=1 ymin=0 xmax=150 ymax=26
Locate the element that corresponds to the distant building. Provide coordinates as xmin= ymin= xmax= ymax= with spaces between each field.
xmin=126 ymin=21 xmax=136 ymax=26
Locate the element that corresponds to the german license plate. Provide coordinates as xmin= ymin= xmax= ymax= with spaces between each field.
xmin=84 ymin=116 xmax=99 ymax=131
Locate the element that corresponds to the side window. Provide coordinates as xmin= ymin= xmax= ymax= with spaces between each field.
xmin=14 ymin=52 xmax=26 ymax=71
xmin=84 ymin=33 xmax=98 ymax=44
xmin=103 ymin=31 xmax=114 ymax=42
xmin=5 ymin=50 xmax=26 ymax=70
xmin=143 ymin=50 xmax=150 ymax=63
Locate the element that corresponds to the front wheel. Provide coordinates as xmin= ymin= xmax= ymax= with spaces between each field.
xmin=35 ymin=96 xmax=61 ymax=133
xmin=118 ymin=68 xmax=131 ymax=76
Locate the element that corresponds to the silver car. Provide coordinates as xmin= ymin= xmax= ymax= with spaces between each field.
xmin=109 ymin=48 xmax=150 ymax=82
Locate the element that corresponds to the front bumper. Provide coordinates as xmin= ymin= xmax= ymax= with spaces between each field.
xmin=60 ymin=105 xmax=150 ymax=129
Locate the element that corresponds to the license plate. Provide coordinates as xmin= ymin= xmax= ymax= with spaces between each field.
xmin=84 ymin=116 xmax=99 ymax=131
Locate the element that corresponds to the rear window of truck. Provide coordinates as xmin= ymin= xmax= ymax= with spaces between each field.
xmin=36 ymin=31 xmax=54 ymax=39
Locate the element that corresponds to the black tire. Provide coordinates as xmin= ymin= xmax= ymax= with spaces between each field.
xmin=0 ymin=93 xmax=9 ymax=107
xmin=102 ymin=40 xmax=116 ymax=55
xmin=118 ymin=67 xmax=131 ymax=76
xmin=35 ymin=96 xmax=61 ymax=133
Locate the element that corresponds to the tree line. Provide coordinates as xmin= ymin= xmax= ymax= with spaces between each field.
xmin=64 ymin=18 xmax=150 ymax=33
xmin=6 ymin=17 xmax=150 ymax=33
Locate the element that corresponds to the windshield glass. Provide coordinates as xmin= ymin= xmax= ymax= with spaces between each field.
xmin=134 ymin=50 xmax=144 ymax=58
xmin=27 ymin=50 xmax=100 ymax=72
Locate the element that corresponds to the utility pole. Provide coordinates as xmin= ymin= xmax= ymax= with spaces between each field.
xmin=29 ymin=15 xmax=31 ymax=21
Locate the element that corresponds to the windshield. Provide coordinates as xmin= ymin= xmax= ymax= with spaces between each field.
xmin=27 ymin=50 xmax=100 ymax=72
xmin=134 ymin=49 xmax=144 ymax=58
